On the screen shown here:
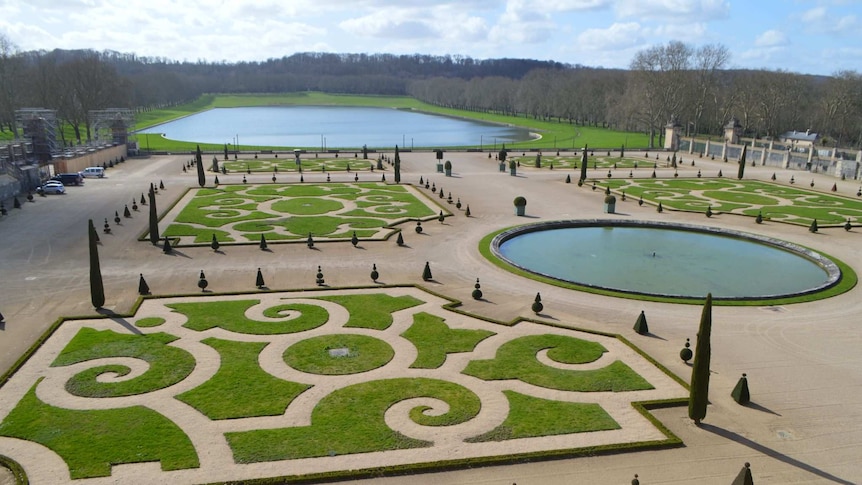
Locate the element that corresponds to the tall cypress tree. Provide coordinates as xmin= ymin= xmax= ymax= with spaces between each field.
xmin=737 ymin=145 xmax=747 ymax=180
xmin=579 ymin=144 xmax=588 ymax=182
xmin=394 ymin=145 xmax=401 ymax=183
xmin=689 ymin=293 xmax=713 ymax=425
xmin=148 ymin=186 xmax=159 ymax=245
xmin=196 ymin=145 xmax=206 ymax=187
xmin=88 ymin=219 xmax=105 ymax=309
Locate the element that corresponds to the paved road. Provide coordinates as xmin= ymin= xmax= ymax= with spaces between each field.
xmin=0 ymin=151 xmax=860 ymax=484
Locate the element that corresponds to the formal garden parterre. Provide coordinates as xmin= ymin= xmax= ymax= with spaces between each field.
xmin=0 ymin=287 xmax=687 ymax=484
xmin=159 ymin=182 xmax=441 ymax=245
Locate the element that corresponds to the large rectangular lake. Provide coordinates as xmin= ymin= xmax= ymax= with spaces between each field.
xmin=139 ymin=106 xmax=536 ymax=149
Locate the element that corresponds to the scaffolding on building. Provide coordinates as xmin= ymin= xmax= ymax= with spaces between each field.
xmin=15 ymin=108 xmax=58 ymax=162
xmin=89 ymin=109 xmax=135 ymax=146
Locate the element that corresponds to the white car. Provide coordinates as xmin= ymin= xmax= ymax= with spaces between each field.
xmin=37 ymin=181 xmax=66 ymax=194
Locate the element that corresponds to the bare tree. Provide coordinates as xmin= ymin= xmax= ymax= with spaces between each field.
xmin=0 ymin=34 xmax=23 ymax=136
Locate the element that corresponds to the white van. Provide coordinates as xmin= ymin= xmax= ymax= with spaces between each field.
xmin=81 ymin=167 xmax=105 ymax=178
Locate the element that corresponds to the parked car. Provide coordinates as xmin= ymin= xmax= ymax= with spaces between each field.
xmin=81 ymin=166 xmax=105 ymax=178
xmin=51 ymin=173 xmax=84 ymax=186
xmin=37 ymin=181 xmax=66 ymax=195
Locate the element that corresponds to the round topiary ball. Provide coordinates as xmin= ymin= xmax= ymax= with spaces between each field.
xmin=513 ymin=196 xmax=527 ymax=207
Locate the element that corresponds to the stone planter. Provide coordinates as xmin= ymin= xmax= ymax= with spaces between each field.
xmin=436 ymin=163 xmax=444 ymax=173
xmin=445 ymin=168 xmax=451 ymax=176
xmin=515 ymin=205 xmax=526 ymax=216
xmin=499 ymin=162 xmax=506 ymax=172
xmin=510 ymin=167 xmax=517 ymax=176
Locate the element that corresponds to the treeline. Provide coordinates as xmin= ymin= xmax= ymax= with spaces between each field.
xmin=1 ymin=34 xmax=860 ymax=148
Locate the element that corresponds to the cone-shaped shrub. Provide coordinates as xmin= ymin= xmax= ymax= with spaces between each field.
xmin=307 ymin=233 xmax=314 ymax=248
xmin=680 ymin=338 xmax=692 ymax=363
xmin=438 ymin=211 xmax=445 ymax=223
xmin=531 ymin=292 xmax=543 ymax=314
xmin=832 ymin=183 xmax=837 ymax=192
xmin=422 ymin=261 xmax=432 ymax=281
xmin=159 ymin=180 xmax=165 ymax=190
xmin=211 ymin=234 xmax=220 ymax=251
xmin=123 ymin=205 xmax=131 ymax=218
xmin=148 ymin=188 xmax=158 ymax=245
xmin=565 ymin=174 xmax=571 ymax=183
xmin=259 ymin=234 xmax=268 ymax=250
xmin=689 ymin=293 xmax=713 ymax=425
xmin=88 ymin=219 xmax=105 ymax=309
xmin=370 ymin=264 xmax=379 ymax=282
xmin=396 ymin=232 xmax=405 ymax=246
xmin=756 ymin=212 xmax=763 ymax=224
xmin=809 ymin=219 xmax=818 ymax=233
xmin=256 ymin=268 xmax=265 ymax=289
xmin=657 ymin=202 xmax=663 ymax=213
xmin=472 ymin=278 xmax=483 ymax=300
xmin=731 ymin=463 xmax=754 ymax=485
xmin=214 ymin=175 xmax=220 ymax=185
xmin=196 ymin=145 xmax=205 ymax=187
xmin=163 ymin=237 xmax=172 ymax=254
xmin=138 ymin=273 xmax=150 ymax=295
xmin=579 ymin=145 xmax=588 ymax=182
xmin=731 ymin=373 xmax=750 ymax=404
xmin=737 ymin=145 xmax=747 ymax=180
xmin=718 ymin=170 xmax=723 ymax=177
xmin=633 ymin=310 xmax=649 ymax=334
xmin=845 ymin=220 xmax=852 ymax=231
xmin=706 ymin=206 xmax=713 ymax=218
xmin=419 ymin=176 xmax=424 ymax=185
xmin=394 ymin=145 xmax=401 ymax=183
xmin=465 ymin=205 xmax=471 ymax=217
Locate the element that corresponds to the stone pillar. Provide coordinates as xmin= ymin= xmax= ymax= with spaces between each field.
xmin=688 ymin=138 xmax=694 ymax=154
xmin=783 ymin=150 xmax=790 ymax=169
xmin=760 ymin=147 xmax=767 ymax=165
xmin=664 ymin=119 xmax=682 ymax=151
xmin=705 ymin=139 xmax=710 ymax=156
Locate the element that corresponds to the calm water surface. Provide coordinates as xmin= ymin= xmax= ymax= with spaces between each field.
xmin=139 ymin=106 xmax=535 ymax=148
xmin=498 ymin=226 xmax=829 ymax=298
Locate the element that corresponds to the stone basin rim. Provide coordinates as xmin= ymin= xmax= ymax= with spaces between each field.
xmin=490 ymin=219 xmax=842 ymax=301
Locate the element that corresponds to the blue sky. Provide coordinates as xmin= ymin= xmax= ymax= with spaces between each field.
xmin=0 ymin=0 xmax=859 ymax=75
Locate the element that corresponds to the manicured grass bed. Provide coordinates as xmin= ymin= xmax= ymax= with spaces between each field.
xmin=52 ymin=328 xmax=195 ymax=397
xmin=401 ymin=312 xmax=495 ymax=369
xmin=0 ymin=382 xmax=199 ymax=479
xmin=161 ymin=183 xmax=438 ymax=245
xmin=598 ymin=178 xmax=862 ymax=225
xmin=176 ymin=338 xmax=311 ymax=420
xmin=284 ymin=334 xmax=395 ymax=375
xmin=463 ymin=334 xmax=653 ymax=392
xmin=316 ymin=293 xmax=424 ymax=330
xmin=223 ymin=157 xmax=374 ymax=173
xmin=226 ymin=377 xmax=482 ymax=462
xmin=466 ymin=390 xmax=620 ymax=442
xmin=168 ymin=300 xmax=329 ymax=334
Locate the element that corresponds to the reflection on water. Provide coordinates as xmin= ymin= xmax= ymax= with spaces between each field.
xmin=139 ymin=106 xmax=535 ymax=148
xmin=499 ymin=226 xmax=829 ymax=298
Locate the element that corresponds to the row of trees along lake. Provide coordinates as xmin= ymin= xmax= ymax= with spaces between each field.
xmin=1 ymin=34 xmax=860 ymax=148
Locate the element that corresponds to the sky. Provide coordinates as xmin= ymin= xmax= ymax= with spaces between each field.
xmin=0 ymin=0 xmax=860 ymax=76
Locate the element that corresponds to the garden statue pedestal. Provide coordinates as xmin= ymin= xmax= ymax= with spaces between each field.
xmin=604 ymin=195 xmax=617 ymax=214
xmin=436 ymin=163 xmax=444 ymax=173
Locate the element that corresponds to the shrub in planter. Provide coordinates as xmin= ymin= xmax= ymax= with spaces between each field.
xmin=513 ymin=196 xmax=527 ymax=216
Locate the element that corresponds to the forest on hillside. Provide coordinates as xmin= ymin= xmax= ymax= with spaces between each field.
xmin=0 ymin=34 xmax=860 ymax=148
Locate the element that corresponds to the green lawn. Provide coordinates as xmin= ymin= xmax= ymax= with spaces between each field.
xmin=167 ymin=299 xmax=329 ymax=334
xmin=401 ymin=312 xmax=495 ymax=369
xmin=161 ymin=183 xmax=439 ymax=245
xmin=134 ymin=92 xmax=649 ymax=151
xmin=283 ymin=334 xmax=395 ymax=375
xmin=222 ymin=157 xmax=374 ymax=173
xmin=316 ymin=293 xmax=424 ymax=330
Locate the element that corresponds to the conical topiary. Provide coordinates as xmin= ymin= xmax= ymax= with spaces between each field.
xmin=531 ymin=293 xmax=543 ymax=314
xmin=755 ymin=211 xmax=763 ymax=224
xmin=198 ymin=270 xmax=208 ymax=291
xmin=731 ymin=373 xmax=750 ymax=404
xmin=438 ymin=211 xmax=445 ymax=223
xmin=196 ymin=145 xmax=206 ymax=187
xmin=737 ymin=145 xmax=747 ymax=180
xmin=657 ymin=202 xmax=663 ymax=213
xmin=259 ymin=234 xmax=268 ymax=250
xmin=731 ymin=462 xmax=754 ymax=485
xmin=675 ymin=338 xmax=691 ymax=363
xmin=88 ymin=219 xmax=105 ymax=309
xmin=565 ymin=174 xmax=571 ymax=183
xmin=163 ymin=237 xmax=172 ymax=254
xmin=148 ymin=187 xmax=159 ymax=245
xmin=465 ymin=205 xmax=471 ymax=217
xmin=689 ymin=293 xmax=713 ymax=425
xmin=370 ymin=264 xmax=379 ymax=282
xmin=809 ymin=219 xmax=818 ymax=233
xmin=123 ymin=205 xmax=131 ymax=218
xmin=351 ymin=231 xmax=359 ymax=247
xmin=472 ymin=278 xmax=483 ymax=300
xmin=138 ymin=273 xmax=150 ymax=295
xmin=396 ymin=232 xmax=405 ymax=246
xmin=422 ymin=261 xmax=433 ymax=281
xmin=256 ymin=268 xmax=265 ymax=289
xmin=633 ymin=310 xmax=649 ymax=334
xmin=705 ymin=206 xmax=712 ymax=218
xmin=211 ymin=234 xmax=220 ymax=251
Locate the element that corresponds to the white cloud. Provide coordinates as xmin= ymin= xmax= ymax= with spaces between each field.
xmin=799 ymin=6 xmax=856 ymax=33
xmin=615 ymin=0 xmax=730 ymax=22
xmin=754 ymin=29 xmax=788 ymax=47
xmin=577 ymin=22 xmax=644 ymax=51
